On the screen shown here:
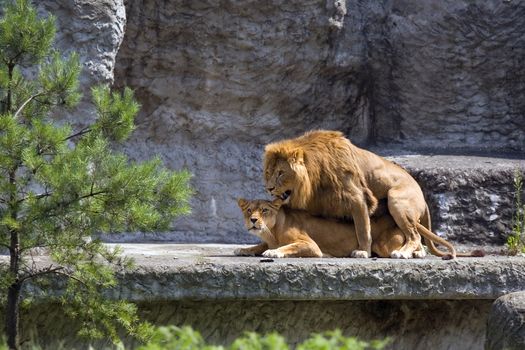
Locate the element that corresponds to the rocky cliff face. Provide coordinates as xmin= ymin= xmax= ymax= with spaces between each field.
xmin=41 ymin=0 xmax=525 ymax=244
xmin=367 ymin=1 xmax=525 ymax=151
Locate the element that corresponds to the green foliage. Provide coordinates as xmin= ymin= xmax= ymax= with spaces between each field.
xmin=137 ymin=327 xmax=388 ymax=350
xmin=507 ymin=169 xmax=525 ymax=255
xmin=38 ymin=50 xmax=82 ymax=109
xmin=0 ymin=326 xmax=389 ymax=350
xmin=0 ymin=0 xmax=55 ymax=67
xmin=230 ymin=332 xmax=288 ymax=350
xmin=0 ymin=0 xmax=193 ymax=348
xmin=91 ymin=85 xmax=138 ymax=141
xmin=137 ymin=326 xmax=224 ymax=350
xmin=297 ymin=330 xmax=389 ymax=350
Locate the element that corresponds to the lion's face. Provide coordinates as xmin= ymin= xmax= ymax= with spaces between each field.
xmin=264 ymin=150 xmax=306 ymax=203
xmin=237 ymin=198 xmax=282 ymax=235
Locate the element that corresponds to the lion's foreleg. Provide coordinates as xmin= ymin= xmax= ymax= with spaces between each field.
xmin=234 ymin=242 xmax=268 ymax=256
xmin=263 ymin=241 xmax=323 ymax=258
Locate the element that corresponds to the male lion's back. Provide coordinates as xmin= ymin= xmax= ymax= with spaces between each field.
xmin=265 ymin=130 xmax=348 ymax=153
xmin=286 ymin=130 xmax=349 ymax=151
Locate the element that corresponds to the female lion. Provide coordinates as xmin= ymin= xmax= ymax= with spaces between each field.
xmin=235 ymin=197 xmax=418 ymax=258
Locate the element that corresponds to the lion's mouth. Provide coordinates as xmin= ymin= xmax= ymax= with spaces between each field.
xmin=248 ymin=226 xmax=265 ymax=237
xmin=280 ymin=190 xmax=292 ymax=201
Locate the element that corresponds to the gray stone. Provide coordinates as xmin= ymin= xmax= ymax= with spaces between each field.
xmin=37 ymin=0 xmax=126 ymax=125
xmin=486 ymin=291 xmax=525 ymax=350
xmin=40 ymin=0 xmax=125 ymax=87
xmin=388 ymin=154 xmax=525 ymax=245
xmin=14 ymin=244 xmax=525 ymax=302
xmin=367 ymin=1 xmax=525 ymax=152
xmin=12 ymin=299 xmax=493 ymax=350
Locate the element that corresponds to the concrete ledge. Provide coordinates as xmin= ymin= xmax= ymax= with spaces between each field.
xmin=4 ymin=244 xmax=525 ymax=350
xmin=20 ymin=244 xmax=525 ymax=302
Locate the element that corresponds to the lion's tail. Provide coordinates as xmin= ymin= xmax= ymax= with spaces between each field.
xmin=416 ymin=222 xmax=456 ymax=260
xmin=418 ymin=205 xmax=485 ymax=259
xmin=419 ymin=204 xmax=446 ymax=257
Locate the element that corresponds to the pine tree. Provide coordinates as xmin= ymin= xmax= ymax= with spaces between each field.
xmin=0 ymin=1 xmax=192 ymax=349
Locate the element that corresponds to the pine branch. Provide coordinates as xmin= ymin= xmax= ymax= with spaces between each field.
xmin=20 ymin=243 xmax=49 ymax=253
xmin=19 ymin=265 xmax=64 ymax=283
xmin=17 ymin=191 xmax=52 ymax=204
xmin=13 ymin=92 xmax=44 ymax=118
xmin=64 ymin=126 xmax=92 ymax=141
xmin=18 ymin=188 xmax=106 ymax=205
xmin=55 ymin=270 xmax=89 ymax=288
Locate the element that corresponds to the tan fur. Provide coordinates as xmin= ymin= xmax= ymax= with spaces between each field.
xmin=263 ymin=130 xmax=481 ymax=259
xmin=235 ymin=198 xmax=407 ymax=258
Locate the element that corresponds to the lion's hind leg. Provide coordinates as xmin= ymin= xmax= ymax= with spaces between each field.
xmin=387 ymin=189 xmax=423 ymax=259
xmin=412 ymin=242 xmax=426 ymax=258
xmin=372 ymin=228 xmax=405 ymax=258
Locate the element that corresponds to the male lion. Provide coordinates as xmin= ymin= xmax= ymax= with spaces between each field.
xmin=234 ymin=198 xmax=466 ymax=258
xmin=263 ymin=130 xmax=480 ymax=259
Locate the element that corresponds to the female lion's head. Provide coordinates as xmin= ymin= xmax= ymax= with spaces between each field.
xmin=263 ymin=145 xmax=311 ymax=207
xmin=237 ymin=198 xmax=284 ymax=235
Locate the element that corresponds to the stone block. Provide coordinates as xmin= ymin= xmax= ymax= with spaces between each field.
xmin=486 ymin=291 xmax=525 ymax=350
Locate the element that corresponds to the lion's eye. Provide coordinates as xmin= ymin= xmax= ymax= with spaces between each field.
xmin=247 ymin=208 xmax=252 ymax=215
xmin=262 ymin=208 xmax=269 ymax=214
xmin=277 ymin=170 xmax=284 ymax=177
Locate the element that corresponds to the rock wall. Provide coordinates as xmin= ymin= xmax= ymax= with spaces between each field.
xmin=37 ymin=0 xmax=525 ymax=243
xmin=112 ymin=0 xmax=525 ymax=243
xmin=38 ymin=0 xmax=126 ymax=124
xmin=112 ymin=0 xmax=370 ymax=242
xmin=367 ymin=1 xmax=525 ymax=151
xmin=10 ymin=299 xmax=492 ymax=350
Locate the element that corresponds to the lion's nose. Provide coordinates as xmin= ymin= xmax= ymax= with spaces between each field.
xmin=267 ymin=187 xmax=275 ymax=192
xmin=250 ymin=218 xmax=257 ymax=224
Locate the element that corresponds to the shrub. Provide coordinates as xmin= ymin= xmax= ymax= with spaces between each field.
xmin=507 ymin=169 xmax=525 ymax=255
xmin=137 ymin=326 xmax=388 ymax=350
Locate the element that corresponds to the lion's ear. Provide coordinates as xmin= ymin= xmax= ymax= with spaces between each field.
xmin=237 ymin=198 xmax=249 ymax=211
xmin=288 ymin=149 xmax=304 ymax=165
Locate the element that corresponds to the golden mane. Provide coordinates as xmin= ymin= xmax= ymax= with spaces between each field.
xmin=264 ymin=130 xmax=377 ymax=215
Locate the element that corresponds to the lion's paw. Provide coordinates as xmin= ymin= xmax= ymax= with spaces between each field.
xmin=234 ymin=248 xmax=254 ymax=256
xmin=263 ymin=249 xmax=285 ymax=258
xmin=351 ymin=250 xmax=369 ymax=259
xmin=412 ymin=249 xmax=426 ymax=258
xmin=391 ymin=250 xmax=412 ymax=259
